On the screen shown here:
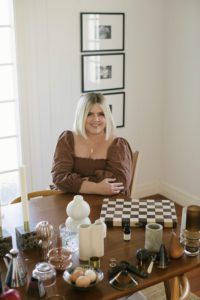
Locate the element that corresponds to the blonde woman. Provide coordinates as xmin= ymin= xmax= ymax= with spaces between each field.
xmin=51 ymin=93 xmax=133 ymax=196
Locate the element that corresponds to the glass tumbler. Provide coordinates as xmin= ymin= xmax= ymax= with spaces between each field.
xmin=59 ymin=223 xmax=79 ymax=253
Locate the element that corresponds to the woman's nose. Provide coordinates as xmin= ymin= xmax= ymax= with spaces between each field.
xmin=93 ymin=114 xmax=99 ymax=120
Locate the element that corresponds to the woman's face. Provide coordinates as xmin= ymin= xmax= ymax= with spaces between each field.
xmin=85 ymin=104 xmax=106 ymax=136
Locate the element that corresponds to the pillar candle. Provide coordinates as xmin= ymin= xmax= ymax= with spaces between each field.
xmin=19 ymin=165 xmax=30 ymax=226
xmin=180 ymin=207 xmax=187 ymax=241
xmin=0 ymin=190 xmax=2 ymax=237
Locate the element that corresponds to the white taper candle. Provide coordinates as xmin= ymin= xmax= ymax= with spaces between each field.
xmin=0 ymin=189 xmax=2 ymax=237
xmin=19 ymin=165 xmax=30 ymax=230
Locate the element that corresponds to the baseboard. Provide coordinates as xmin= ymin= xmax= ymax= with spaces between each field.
xmin=133 ymin=180 xmax=200 ymax=207
xmin=132 ymin=181 xmax=160 ymax=199
xmin=159 ymin=181 xmax=200 ymax=207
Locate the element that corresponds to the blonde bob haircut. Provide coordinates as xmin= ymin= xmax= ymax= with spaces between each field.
xmin=73 ymin=93 xmax=116 ymax=140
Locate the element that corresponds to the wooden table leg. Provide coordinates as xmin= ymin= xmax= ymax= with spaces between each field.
xmin=164 ymin=280 xmax=171 ymax=300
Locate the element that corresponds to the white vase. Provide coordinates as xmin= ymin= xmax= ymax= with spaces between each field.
xmin=65 ymin=216 xmax=91 ymax=232
xmin=65 ymin=195 xmax=91 ymax=232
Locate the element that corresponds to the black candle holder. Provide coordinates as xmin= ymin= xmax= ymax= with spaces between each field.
xmin=15 ymin=225 xmax=39 ymax=251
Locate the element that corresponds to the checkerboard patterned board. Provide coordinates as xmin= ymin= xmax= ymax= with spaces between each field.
xmin=100 ymin=198 xmax=177 ymax=228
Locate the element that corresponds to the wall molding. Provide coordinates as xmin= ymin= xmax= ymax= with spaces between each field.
xmin=133 ymin=180 xmax=200 ymax=207
xmin=132 ymin=180 xmax=160 ymax=199
xmin=159 ymin=181 xmax=200 ymax=207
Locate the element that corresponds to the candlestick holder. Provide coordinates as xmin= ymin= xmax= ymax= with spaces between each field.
xmin=0 ymin=229 xmax=12 ymax=257
xmin=15 ymin=224 xmax=38 ymax=251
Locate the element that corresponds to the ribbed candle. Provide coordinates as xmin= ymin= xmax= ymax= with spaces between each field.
xmin=186 ymin=205 xmax=200 ymax=231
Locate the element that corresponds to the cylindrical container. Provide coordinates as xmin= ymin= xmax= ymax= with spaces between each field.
xmin=94 ymin=219 xmax=107 ymax=238
xmin=145 ymin=223 xmax=163 ymax=252
xmin=186 ymin=205 xmax=200 ymax=231
xmin=89 ymin=256 xmax=100 ymax=269
xmin=91 ymin=223 xmax=104 ymax=257
xmin=78 ymin=224 xmax=91 ymax=261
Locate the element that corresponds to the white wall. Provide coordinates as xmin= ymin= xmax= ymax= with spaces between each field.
xmin=14 ymin=0 xmax=200 ymax=205
xmin=161 ymin=0 xmax=200 ymax=205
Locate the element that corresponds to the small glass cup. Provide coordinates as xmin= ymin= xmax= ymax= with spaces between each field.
xmin=59 ymin=223 xmax=78 ymax=253
xmin=90 ymin=256 xmax=100 ymax=270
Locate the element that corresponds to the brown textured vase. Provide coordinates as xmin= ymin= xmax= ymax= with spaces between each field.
xmin=35 ymin=221 xmax=54 ymax=241
xmin=35 ymin=221 xmax=54 ymax=260
xmin=169 ymin=231 xmax=184 ymax=259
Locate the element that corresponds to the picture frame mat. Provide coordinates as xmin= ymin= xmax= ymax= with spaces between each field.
xmin=104 ymin=92 xmax=125 ymax=128
xmin=81 ymin=12 xmax=124 ymax=52
xmin=82 ymin=53 xmax=125 ymax=92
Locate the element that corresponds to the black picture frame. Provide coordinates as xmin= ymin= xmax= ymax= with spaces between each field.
xmin=81 ymin=53 xmax=125 ymax=92
xmin=104 ymin=92 xmax=125 ymax=128
xmin=80 ymin=12 xmax=125 ymax=52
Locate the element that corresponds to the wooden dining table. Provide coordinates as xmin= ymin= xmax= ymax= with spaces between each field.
xmin=1 ymin=193 xmax=200 ymax=300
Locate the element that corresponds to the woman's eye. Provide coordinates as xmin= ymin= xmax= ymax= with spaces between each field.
xmin=87 ymin=112 xmax=104 ymax=117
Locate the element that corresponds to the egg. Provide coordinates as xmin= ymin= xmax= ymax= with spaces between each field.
xmin=70 ymin=270 xmax=84 ymax=283
xmin=85 ymin=269 xmax=97 ymax=283
xmin=75 ymin=275 xmax=91 ymax=288
xmin=74 ymin=266 xmax=85 ymax=273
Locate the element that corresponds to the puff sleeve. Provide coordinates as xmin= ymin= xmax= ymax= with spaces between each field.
xmin=51 ymin=131 xmax=84 ymax=193
xmin=94 ymin=138 xmax=133 ymax=196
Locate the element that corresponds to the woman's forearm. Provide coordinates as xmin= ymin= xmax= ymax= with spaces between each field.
xmin=79 ymin=180 xmax=99 ymax=194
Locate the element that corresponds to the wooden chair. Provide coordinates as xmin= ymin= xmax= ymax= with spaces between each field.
xmin=130 ymin=150 xmax=140 ymax=196
xmin=169 ymin=275 xmax=190 ymax=300
xmin=10 ymin=189 xmax=64 ymax=204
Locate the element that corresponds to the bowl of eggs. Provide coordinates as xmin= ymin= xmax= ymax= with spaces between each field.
xmin=63 ymin=265 xmax=104 ymax=290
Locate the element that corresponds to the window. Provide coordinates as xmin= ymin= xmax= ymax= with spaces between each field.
xmin=0 ymin=0 xmax=21 ymax=205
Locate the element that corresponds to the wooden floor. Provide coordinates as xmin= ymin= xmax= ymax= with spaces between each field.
xmin=142 ymin=194 xmax=200 ymax=297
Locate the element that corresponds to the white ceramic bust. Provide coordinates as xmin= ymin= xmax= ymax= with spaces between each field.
xmin=65 ymin=195 xmax=91 ymax=232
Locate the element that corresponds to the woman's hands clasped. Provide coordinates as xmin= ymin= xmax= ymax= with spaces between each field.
xmin=97 ymin=178 xmax=124 ymax=195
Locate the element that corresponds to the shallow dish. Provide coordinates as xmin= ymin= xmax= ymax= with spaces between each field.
xmin=63 ymin=265 xmax=104 ymax=290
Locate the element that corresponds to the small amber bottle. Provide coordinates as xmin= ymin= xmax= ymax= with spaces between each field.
xmin=123 ymin=223 xmax=131 ymax=241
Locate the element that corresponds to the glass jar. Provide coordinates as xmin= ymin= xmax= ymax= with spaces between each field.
xmin=32 ymin=262 xmax=56 ymax=287
xmin=48 ymin=247 xmax=72 ymax=272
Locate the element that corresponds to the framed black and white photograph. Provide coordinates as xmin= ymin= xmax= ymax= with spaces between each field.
xmin=104 ymin=92 xmax=125 ymax=128
xmin=80 ymin=12 xmax=125 ymax=52
xmin=82 ymin=53 xmax=125 ymax=92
